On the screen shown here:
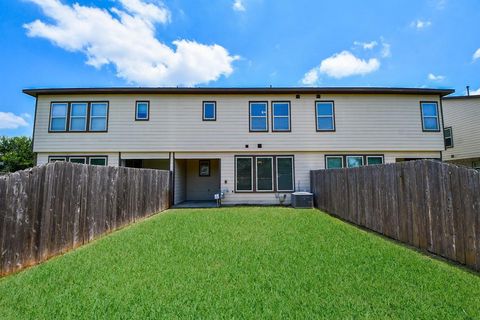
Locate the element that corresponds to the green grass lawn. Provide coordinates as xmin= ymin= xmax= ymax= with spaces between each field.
xmin=0 ymin=207 xmax=479 ymax=319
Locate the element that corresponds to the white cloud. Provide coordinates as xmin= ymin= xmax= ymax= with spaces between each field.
xmin=0 ymin=112 xmax=29 ymax=130
xmin=428 ymin=73 xmax=445 ymax=81
xmin=470 ymin=87 xmax=480 ymax=95
xmin=233 ymin=0 xmax=245 ymax=11
xmin=433 ymin=0 xmax=447 ymax=10
xmin=473 ymin=48 xmax=480 ymax=61
xmin=380 ymin=40 xmax=391 ymax=58
xmin=24 ymin=0 xmax=239 ymax=86
xmin=317 ymin=51 xmax=380 ymax=79
xmin=354 ymin=41 xmax=378 ymax=50
xmin=301 ymin=68 xmax=319 ymax=86
xmin=411 ymin=19 xmax=432 ymax=29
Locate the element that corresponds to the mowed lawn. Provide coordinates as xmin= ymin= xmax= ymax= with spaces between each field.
xmin=0 ymin=208 xmax=479 ymax=319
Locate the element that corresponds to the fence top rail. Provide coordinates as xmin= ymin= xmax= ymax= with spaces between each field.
xmin=0 ymin=161 xmax=170 ymax=178
xmin=311 ymin=159 xmax=480 ymax=175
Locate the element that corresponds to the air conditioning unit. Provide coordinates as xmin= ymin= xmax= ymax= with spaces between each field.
xmin=291 ymin=192 xmax=313 ymax=209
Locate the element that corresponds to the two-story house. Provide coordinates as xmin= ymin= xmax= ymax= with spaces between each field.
xmin=442 ymin=94 xmax=480 ymax=169
xmin=24 ymin=87 xmax=453 ymax=205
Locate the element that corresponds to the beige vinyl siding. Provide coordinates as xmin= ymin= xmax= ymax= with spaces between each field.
xmin=174 ymin=159 xmax=186 ymax=205
xmin=185 ymin=160 xmax=220 ymax=200
xmin=33 ymin=93 xmax=444 ymax=153
xmin=36 ymin=152 xmax=119 ymax=166
xmin=442 ymin=97 xmax=480 ymax=161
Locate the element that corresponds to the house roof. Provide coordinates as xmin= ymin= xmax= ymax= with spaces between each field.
xmin=22 ymin=87 xmax=455 ymax=98
xmin=442 ymin=94 xmax=480 ymax=100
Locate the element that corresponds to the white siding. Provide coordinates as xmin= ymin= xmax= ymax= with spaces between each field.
xmin=33 ymin=93 xmax=444 ymax=153
xmin=442 ymin=97 xmax=480 ymax=161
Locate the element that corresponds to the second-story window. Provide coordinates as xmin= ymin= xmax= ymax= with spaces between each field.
xmin=50 ymin=103 xmax=68 ymax=131
xmin=272 ymin=101 xmax=291 ymax=131
xmin=135 ymin=101 xmax=149 ymax=121
xmin=69 ymin=103 xmax=87 ymax=131
xmin=249 ymin=102 xmax=268 ymax=132
xmin=203 ymin=101 xmax=216 ymax=121
xmin=420 ymin=102 xmax=440 ymax=131
xmin=90 ymin=102 xmax=108 ymax=131
xmin=444 ymin=127 xmax=453 ymax=148
xmin=316 ymin=101 xmax=335 ymax=131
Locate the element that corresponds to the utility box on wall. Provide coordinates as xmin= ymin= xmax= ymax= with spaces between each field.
xmin=291 ymin=192 xmax=313 ymax=208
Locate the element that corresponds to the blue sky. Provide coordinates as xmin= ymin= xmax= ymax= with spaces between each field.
xmin=0 ymin=0 xmax=479 ymax=136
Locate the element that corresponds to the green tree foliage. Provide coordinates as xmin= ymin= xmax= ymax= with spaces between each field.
xmin=0 ymin=136 xmax=34 ymax=173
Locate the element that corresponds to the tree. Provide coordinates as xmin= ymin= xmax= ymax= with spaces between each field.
xmin=0 ymin=136 xmax=34 ymax=173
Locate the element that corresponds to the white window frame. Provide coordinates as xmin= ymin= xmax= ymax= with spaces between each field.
xmin=366 ymin=156 xmax=384 ymax=166
xmin=235 ymin=156 xmax=254 ymax=192
xmin=316 ymin=101 xmax=335 ymax=131
xmin=325 ymin=156 xmax=344 ymax=169
xmin=69 ymin=157 xmax=87 ymax=164
xmin=346 ymin=156 xmax=364 ymax=168
xmin=69 ymin=102 xmax=88 ymax=132
xmin=276 ymin=156 xmax=294 ymax=192
xmin=135 ymin=101 xmax=149 ymax=121
xmin=49 ymin=157 xmax=67 ymax=162
xmin=89 ymin=156 xmax=107 ymax=166
xmin=249 ymin=102 xmax=268 ymax=132
xmin=272 ymin=102 xmax=290 ymax=132
xmin=89 ymin=102 xmax=108 ymax=132
xmin=420 ymin=102 xmax=440 ymax=132
xmin=202 ymin=101 xmax=216 ymax=121
xmin=255 ymin=156 xmax=274 ymax=192
xmin=50 ymin=103 xmax=68 ymax=132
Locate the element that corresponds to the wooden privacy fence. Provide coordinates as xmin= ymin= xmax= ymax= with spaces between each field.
xmin=0 ymin=161 xmax=170 ymax=276
xmin=311 ymin=160 xmax=480 ymax=272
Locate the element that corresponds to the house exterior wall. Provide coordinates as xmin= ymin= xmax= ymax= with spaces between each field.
xmin=33 ymin=93 xmax=444 ymax=153
xmin=185 ymin=159 xmax=220 ymax=201
xmin=442 ymin=97 xmax=480 ymax=165
xmin=32 ymin=91 xmax=445 ymax=205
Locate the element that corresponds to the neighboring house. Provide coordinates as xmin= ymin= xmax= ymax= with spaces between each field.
xmin=442 ymin=95 xmax=480 ymax=169
xmin=24 ymin=87 xmax=453 ymax=205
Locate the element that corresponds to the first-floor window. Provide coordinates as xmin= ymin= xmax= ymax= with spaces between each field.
xmin=326 ymin=156 xmax=343 ymax=169
xmin=256 ymin=157 xmax=274 ymax=191
xmin=89 ymin=157 xmax=107 ymax=166
xmin=49 ymin=156 xmax=107 ymax=165
xmin=326 ymin=155 xmax=384 ymax=169
xmin=366 ymin=156 xmax=383 ymax=166
xmin=236 ymin=155 xmax=294 ymax=192
xmin=236 ymin=157 xmax=253 ymax=191
xmin=276 ymin=156 xmax=294 ymax=191
xmin=346 ymin=156 xmax=364 ymax=168
xmin=69 ymin=157 xmax=87 ymax=164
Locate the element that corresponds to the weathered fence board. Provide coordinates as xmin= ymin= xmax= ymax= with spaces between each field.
xmin=311 ymin=160 xmax=480 ymax=272
xmin=0 ymin=162 xmax=170 ymax=276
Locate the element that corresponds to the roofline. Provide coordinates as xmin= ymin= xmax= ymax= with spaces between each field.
xmin=22 ymin=87 xmax=455 ymax=98
xmin=442 ymin=94 xmax=480 ymax=100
